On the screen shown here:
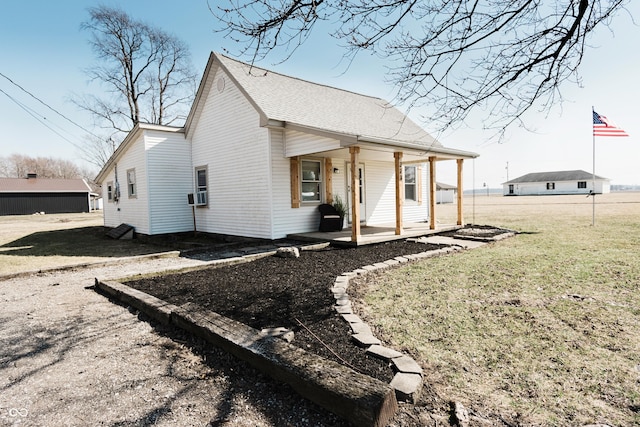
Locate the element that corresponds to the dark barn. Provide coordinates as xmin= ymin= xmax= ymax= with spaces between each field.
xmin=0 ymin=175 xmax=93 ymax=216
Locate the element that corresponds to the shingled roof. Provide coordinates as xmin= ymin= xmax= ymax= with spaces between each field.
xmin=504 ymin=170 xmax=608 ymax=184
xmin=184 ymin=52 xmax=478 ymax=158
xmin=0 ymin=177 xmax=92 ymax=193
xmin=220 ymin=54 xmax=438 ymax=146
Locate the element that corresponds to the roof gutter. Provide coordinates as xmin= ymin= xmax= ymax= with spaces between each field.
xmin=355 ymin=135 xmax=479 ymax=159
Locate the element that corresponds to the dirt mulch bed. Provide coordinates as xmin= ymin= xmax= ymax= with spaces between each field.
xmin=124 ymin=240 xmax=443 ymax=382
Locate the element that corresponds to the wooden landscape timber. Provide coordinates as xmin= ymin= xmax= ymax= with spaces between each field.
xmin=95 ymin=279 xmax=398 ymax=427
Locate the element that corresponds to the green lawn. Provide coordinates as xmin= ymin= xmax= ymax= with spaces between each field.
xmin=359 ymin=193 xmax=640 ymax=426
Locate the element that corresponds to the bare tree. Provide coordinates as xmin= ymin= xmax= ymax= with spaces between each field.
xmin=76 ymin=5 xmax=196 ymax=148
xmin=0 ymin=154 xmax=92 ymax=180
xmin=80 ymin=134 xmax=118 ymax=171
xmin=213 ymin=0 xmax=631 ymax=136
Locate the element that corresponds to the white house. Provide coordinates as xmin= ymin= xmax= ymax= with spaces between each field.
xmin=436 ymin=182 xmax=456 ymax=204
xmin=503 ymin=170 xmax=610 ymax=196
xmin=95 ymin=52 xmax=478 ymax=244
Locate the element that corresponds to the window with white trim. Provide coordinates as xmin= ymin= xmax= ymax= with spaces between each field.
xmin=546 ymin=182 xmax=555 ymax=190
xmin=195 ymin=166 xmax=208 ymax=205
xmin=301 ymin=159 xmax=322 ymax=202
xmin=577 ymin=181 xmax=587 ymax=189
xmin=126 ymin=169 xmax=137 ymax=197
xmin=106 ymin=181 xmax=113 ymax=202
xmin=404 ymin=166 xmax=417 ymax=201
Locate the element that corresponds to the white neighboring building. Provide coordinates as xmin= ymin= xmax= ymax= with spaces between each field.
xmin=436 ymin=182 xmax=456 ymax=204
xmin=95 ymin=52 xmax=478 ymax=243
xmin=503 ymin=170 xmax=610 ymax=196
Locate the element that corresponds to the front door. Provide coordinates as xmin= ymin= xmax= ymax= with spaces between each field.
xmin=346 ymin=163 xmax=366 ymax=224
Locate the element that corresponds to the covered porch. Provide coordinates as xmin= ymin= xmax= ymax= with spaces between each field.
xmin=288 ymin=221 xmax=463 ymax=247
xmin=283 ymin=122 xmax=479 ymax=245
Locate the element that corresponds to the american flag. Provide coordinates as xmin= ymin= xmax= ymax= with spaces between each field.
xmin=593 ymin=110 xmax=629 ymax=137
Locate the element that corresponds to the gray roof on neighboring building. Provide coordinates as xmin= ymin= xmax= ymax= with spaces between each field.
xmin=436 ymin=182 xmax=457 ymax=190
xmin=504 ymin=170 xmax=608 ymax=184
xmin=0 ymin=177 xmax=92 ymax=193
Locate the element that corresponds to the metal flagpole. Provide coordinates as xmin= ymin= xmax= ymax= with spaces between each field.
xmin=592 ymin=106 xmax=596 ymax=226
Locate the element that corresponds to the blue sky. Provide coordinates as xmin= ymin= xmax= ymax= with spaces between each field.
xmin=1 ymin=1 xmax=638 ymax=188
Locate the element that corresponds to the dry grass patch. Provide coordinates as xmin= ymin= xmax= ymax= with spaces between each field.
xmin=0 ymin=213 xmax=165 ymax=275
xmin=356 ymin=193 xmax=640 ymax=426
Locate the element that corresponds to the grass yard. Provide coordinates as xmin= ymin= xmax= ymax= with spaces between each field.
xmin=0 ymin=212 xmax=165 ymax=275
xmin=358 ymin=192 xmax=640 ymax=425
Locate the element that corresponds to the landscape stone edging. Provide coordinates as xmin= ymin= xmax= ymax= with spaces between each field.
xmin=452 ymin=231 xmax=516 ymax=242
xmin=331 ymin=245 xmax=461 ymax=403
xmin=330 ymin=231 xmax=516 ymax=402
xmin=91 ymin=234 xmax=510 ymax=422
xmin=94 ymin=242 xmax=400 ymax=427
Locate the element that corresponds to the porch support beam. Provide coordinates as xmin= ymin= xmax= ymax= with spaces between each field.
xmin=325 ymin=158 xmax=333 ymax=203
xmin=429 ymin=156 xmax=437 ymax=230
xmin=394 ymin=152 xmax=403 ymax=235
xmin=457 ymin=159 xmax=464 ymax=225
xmin=290 ymin=156 xmax=301 ymax=208
xmin=349 ymin=146 xmax=361 ymax=242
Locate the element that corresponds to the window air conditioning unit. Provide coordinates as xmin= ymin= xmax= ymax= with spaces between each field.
xmin=196 ymin=191 xmax=207 ymax=206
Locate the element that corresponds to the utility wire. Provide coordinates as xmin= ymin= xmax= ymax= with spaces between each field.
xmin=0 ymin=71 xmax=102 ymax=139
xmin=0 ymin=87 xmax=84 ymax=151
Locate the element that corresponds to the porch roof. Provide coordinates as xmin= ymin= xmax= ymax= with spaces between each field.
xmin=186 ymin=53 xmax=478 ymax=160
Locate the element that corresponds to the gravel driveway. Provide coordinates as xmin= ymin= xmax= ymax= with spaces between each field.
xmin=0 ymin=257 xmax=350 ymax=427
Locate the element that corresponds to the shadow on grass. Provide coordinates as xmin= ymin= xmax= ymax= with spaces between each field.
xmin=0 ymin=226 xmax=163 ymax=258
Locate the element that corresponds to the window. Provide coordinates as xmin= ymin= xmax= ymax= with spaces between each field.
xmin=106 ymin=181 xmax=113 ymax=202
xmin=127 ymin=169 xmax=137 ymax=197
xmin=546 ymin=182 xmax=555 ymax=190
xmin=301 ymin=160 xmax=322 ymax=202
xmin=577 ymin=181 xmax=587 ymax=189
xmin=195 ymin=166 xmax=208 ymax=205
xmin=404 ymin=166 xmax=417 ymax=201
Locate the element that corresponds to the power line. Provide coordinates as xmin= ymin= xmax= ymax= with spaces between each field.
xmin=0 ymin=71 xmax=102 ymax=139
xmin=0 ymin=87 xmax=84 ymax=151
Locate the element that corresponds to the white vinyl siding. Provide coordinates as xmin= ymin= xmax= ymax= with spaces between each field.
xmin=102 ymin=133 xmax=149 ymax=233
xmin=271 ymin=132 xmax=333 ymax=238
xmin=100 ymin=128 xmax=191 ymax=235
xmin=285 ymin=130 xmax=340 ymax=157
xmin=362 ymin=160 xmax=429 ymax=225
xmin=190 ymin=68 xmax=273 ymax=239
xmin=503 ymin=180 xmax=609 ymax=195
xmin=145 ymin=130 xmax=193 ymax=234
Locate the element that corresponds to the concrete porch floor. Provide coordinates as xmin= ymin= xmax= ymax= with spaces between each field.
xmin=288 ymin=222 xmax=463 ymax=247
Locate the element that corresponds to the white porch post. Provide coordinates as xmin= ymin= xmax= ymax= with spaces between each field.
xmin=457 ymin=159 xmax=464 ymax=226
xmin=349 ymin=146 xmax=361 ymax=242
xmin=429 ymin=156 xmax=437 ymax=230
xmin=394 ymin=152 xmax=403 ymax=235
